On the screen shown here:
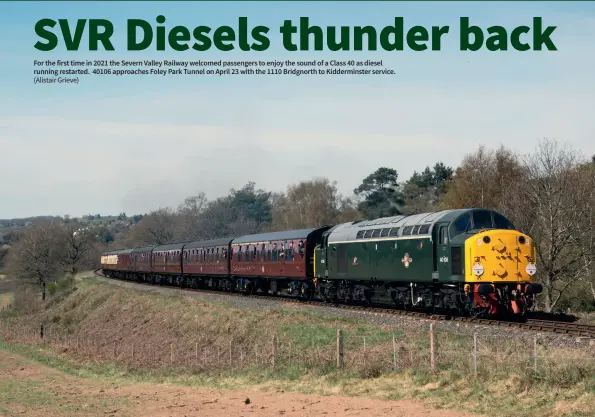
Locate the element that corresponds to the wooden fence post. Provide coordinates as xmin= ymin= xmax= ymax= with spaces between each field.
xmin=337 ymin=329 xmax=344 ymax=368
xmin=429 ymin=323 xmax=435 ymax=373
xmin=473 ymin=332 xmax=478 ymax=376
xmin=272 ymin=335 xmax=277 ymax=368
xmin=533 ymin=335 xmax=537 ymax=373
xmin=392 ymin=334 xmax=397 ymax=371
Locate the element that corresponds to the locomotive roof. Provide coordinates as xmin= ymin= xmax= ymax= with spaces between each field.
xmin=184 ymin=237 xmax=234 ymax=249
xmin=327 ymin=209 xmax=470 ymax=243
xmin=232 ymin=228 xmax=320 ymax=245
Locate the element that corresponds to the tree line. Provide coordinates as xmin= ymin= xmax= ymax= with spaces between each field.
xmin=4 ymin=138 xmax=595 ymax=312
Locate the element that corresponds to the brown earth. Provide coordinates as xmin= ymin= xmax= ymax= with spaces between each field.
xmin=0 ymin=350 xmax=481 ymax=417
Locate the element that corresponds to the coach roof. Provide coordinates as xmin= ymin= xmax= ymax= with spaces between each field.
xmin=131 ymin=246 xmax=156 ymax=254
xmin=153 ymin=242 xmax=188 ymax=252
xmin=184 ymin=237 xmax=234 ymax=249
xmin=232 ymin=228 xmax=321 ymax=245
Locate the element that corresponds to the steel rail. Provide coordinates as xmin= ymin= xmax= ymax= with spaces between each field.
xmin=93 ymin=269 xmax=595 ymax=339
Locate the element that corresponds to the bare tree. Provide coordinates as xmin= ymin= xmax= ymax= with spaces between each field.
xmin=441 ymin=145 xmax=523 ymax=211
xmin=126 ymin=207 xmax=176 ymax=246
xmin=508 ymin=139 xmax=595 ymax=311
xmin=271 ymin=178 xmax=342 ymax=230
xmin=60 ymin=221 xmax=95 ymax=275
xmin=5 ymin=221 xmax=67 ymax=301
xmin=175 ymin=193 xmax=208 ymax=240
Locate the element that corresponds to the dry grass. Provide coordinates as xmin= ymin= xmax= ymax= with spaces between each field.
xmin=0 ymin=276 xmax=594 ymax=417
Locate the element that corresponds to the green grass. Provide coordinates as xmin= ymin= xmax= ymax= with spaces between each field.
xmin=1 ymin=278 xmax=594 ymax=417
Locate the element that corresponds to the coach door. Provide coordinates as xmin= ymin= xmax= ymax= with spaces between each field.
xmin=434 ymin=223 xmax=451 ymax=281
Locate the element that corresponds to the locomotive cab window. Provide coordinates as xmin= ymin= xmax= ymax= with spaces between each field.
xmin=451 ymin=214 xmax=471 ymax=238
xmin=473 ymin=210 xmax=493 ymax=230
xmin=494 ymin=212 xmax=514 ymax=230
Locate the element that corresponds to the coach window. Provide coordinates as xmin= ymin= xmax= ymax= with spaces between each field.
xmin=289 ymin=241 xmax=294 ymax=261
xmin=238 ymin=246 xmax=242 ymax=262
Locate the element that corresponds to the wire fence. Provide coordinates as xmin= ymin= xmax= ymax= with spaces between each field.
xmin=1 ymin=319 xmax=594 ymax=382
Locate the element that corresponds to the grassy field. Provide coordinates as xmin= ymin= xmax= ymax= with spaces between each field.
xmin=0 ymin=275 xmax=593 ymax=417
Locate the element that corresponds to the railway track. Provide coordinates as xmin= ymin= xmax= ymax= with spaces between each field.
xmin=93 ymin=270 xmax=595 ymax=340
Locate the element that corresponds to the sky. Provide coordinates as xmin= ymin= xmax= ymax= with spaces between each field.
xmin=1 ymin=1 xmax=594 ymax=219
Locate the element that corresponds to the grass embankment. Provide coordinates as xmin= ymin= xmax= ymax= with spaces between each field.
xmin=0 ymin=275 xmax=594 ymax=417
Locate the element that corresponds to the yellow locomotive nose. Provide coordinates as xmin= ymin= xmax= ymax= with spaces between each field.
xmin=464 ymin=230 xmax=537 ymax=283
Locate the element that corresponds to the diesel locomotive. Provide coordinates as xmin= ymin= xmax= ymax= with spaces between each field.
xmin=100 ymin=208 xmax=543 ymax=318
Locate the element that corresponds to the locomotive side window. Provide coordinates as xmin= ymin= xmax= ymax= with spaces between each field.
xmin=439 ymin=226 xmax=447 ymax=244
xmin=371 ymin=229 xmax=381 ymax=238
xmin=419 ymin=225 xmax=430 ymax=234
xmin=356 ymin=230 xmax=365 ymax=239
xmin=412 ymin=225 xmax=420 ymax=235
xmin=380 ymin=228 xmax=390 ymax=237
xmin=473 ymin=210 xmax=492 ymax=230
xmin=389 ymin=227 xmax=400 ymax=237
xmin=402 ymin=226 xmax=413 ymax=236
xmin=363 ymin=229 xmax=373 ymax=238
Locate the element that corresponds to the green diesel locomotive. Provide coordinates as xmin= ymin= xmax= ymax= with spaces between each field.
xmin=314 ymin=208 xmax=542 ymax=317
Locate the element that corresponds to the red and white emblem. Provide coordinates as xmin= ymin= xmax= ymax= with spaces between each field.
xmin=401 ymin=253 xmax=413 ymax=268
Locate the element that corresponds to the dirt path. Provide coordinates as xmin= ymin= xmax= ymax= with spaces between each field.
xmin=0 ymin=350 xmax=482 ymax=417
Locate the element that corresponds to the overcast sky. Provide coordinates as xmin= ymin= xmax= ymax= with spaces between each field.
xmin=1 ymin=1 xmax=594 ymax=219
